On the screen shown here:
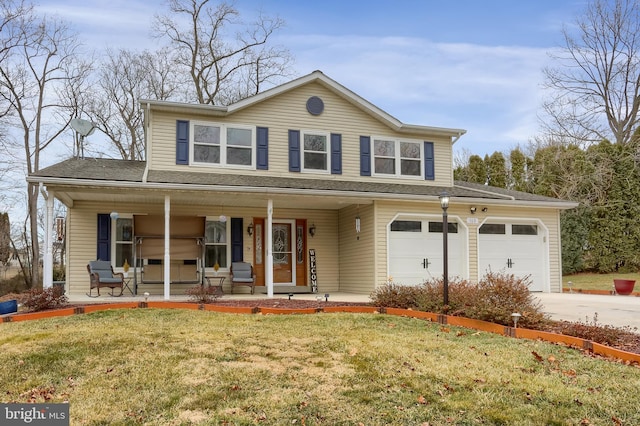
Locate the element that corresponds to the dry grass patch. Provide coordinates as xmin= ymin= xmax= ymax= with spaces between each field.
xmin=0 ymin=309 xmax=639 ymax=425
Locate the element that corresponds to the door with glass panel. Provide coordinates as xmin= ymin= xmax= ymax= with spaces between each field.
xmin=273 ymin=221 xmax=296 ymax=284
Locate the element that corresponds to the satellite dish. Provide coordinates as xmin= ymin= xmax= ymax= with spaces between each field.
xmin=70 ymin=118 xmax=95 ymax=137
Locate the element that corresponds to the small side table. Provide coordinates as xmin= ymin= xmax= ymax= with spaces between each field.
xmin=205 ymin=276 xmax=225 ymax=296
xmin=122 ymin=277 xmax=134 ymax=295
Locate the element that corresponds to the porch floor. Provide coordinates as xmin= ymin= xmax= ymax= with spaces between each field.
xmin=67 ymin=292 xmax=372 ymax=305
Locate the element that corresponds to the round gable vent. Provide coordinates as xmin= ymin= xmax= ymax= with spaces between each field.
xmin=306 ymin=96 xmax=324 ymax=116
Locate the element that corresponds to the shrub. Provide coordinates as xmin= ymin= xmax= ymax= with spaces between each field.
xmin=466 ymin=271 xmax=549 ymax=329
xmin=23 ymin=286 xmax=68 ymax=312
xmin=185 ymin=285 xmax=221 ymax=304
xmin=550 ymin=313 xmax=638 ymax=347
xmin=371 ymin=272 xmax=549 ymax=329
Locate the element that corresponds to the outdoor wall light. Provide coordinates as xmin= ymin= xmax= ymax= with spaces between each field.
xmin=309 ymin=223 xmax=316 ymax=237
xmin=482 ymin=207 xmax=488 ymax=212
xmin=144 ymin=292 xmax=150 ymax=303
xmin=247 ymin=222 xmax=254 ymax=236
xmin=470 ymin=206 xmax=477 ymax=214
xmin=325 ymin=293 xmax=330 ymax=302
xmin=511 ymin=312 xmax=522 ymax=328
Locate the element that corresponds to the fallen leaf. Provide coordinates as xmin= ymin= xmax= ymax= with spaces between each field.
xmin=563 ymin=369 xmax=577 ymax=377
xmin=417 ymin=395 xmax=428 ymax=405
xmin=612 ymin=416 xmax=622 ymax=425
xmin=547 ymin=355 xmax=556 ymax=363
xmin=580 ymin=419 xmax=591 ymax=425
xmin=456 ymin=331 xmax=466 ymax=337
xmin=349 ymin=348 xmax=358 ymax=356
xmin=440 ymin=327 xmax=450 ymax=333
xmin=474 ymin=378 xmax=486 ymax=384
xmin=532 ymin=351 xmax=544 ymax=363
xmin=574 ymin=399 xmax=583 ymax=406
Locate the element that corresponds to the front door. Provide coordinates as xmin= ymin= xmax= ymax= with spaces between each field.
xmin=273 ymin=221 xmax=296 ymax=285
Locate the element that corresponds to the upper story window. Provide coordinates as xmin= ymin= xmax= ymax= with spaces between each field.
xmin=302 ymin=131 xmax=330 ymax=172
xmin=373 ymin=138 xmax=422 ymax=178
xmin=192 ymin=121 xmax=255 ymax=168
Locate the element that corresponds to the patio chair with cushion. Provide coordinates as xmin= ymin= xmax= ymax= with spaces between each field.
xmin=230 ymin=262 xmax=256 ymax=294
xmin=87 ymin=260 xmax=124 ymax=297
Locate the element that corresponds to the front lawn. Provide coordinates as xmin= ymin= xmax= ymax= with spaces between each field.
xmin=563 ymin=272 xmax=640 ymax=292
xmin=1 ymin=309 xmax=639 ymax=425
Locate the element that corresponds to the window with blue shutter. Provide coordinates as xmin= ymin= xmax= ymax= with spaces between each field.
xmin=424 ymin=141 xmax=435 ymax=180
xmin=97 ymin=214 xmax=111 ymax=261
xmin=176 ymin=120 xmax=189 ymax=165
xmin=331 ymin=133 xmax=342 ymax=174
xmin=360 ymin=136 xmax=371 ymax=176
xmin=289 ymin=130 xmax=301 ymax=172
xmin=256 ymin=127 xmax=268 ymax=170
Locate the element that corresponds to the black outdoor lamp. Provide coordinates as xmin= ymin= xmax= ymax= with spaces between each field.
xmin=439 ymin=191 xmax=450 ymax=308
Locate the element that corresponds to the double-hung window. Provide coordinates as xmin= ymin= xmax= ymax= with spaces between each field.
xmin=112 ymin=216 xmax=133 ymax=269
xmin=302 ymin=131 xmax=330 ymax=172
xmin=204 ymin=219 xmax=228 ymax=270
xmin=373 ymin=138 xmax=422 ymax=177
xmin=192 ymin=121 xmax=254 ymax=168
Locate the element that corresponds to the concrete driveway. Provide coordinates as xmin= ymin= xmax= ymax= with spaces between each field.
xmin=534 ymin=293 xmax=640 ymax=330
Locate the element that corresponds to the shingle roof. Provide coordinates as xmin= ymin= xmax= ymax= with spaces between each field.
xmin=30 ymin=158 xmax=573 ymax=205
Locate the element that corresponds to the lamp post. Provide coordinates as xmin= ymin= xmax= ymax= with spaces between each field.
xmin=439 ymin=191 xmax=450 ymax=308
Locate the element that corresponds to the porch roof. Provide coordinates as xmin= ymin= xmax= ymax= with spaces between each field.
xmin=29 ymin=158 xmax=577 ymax=209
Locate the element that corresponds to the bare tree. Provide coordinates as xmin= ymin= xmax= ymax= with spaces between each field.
xmin=152 ymin=0 xmax=292 ymax=105
xmin=543 ymin=0 xmax=640 ymax=145
xmin=88 ymin=48 xmax=182 ymax=160
xmin=0 ymin=1 xmax=90 ymax=287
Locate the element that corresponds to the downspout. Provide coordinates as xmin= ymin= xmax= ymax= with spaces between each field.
xmin=39 ymin=183 xmax=53 ymax=289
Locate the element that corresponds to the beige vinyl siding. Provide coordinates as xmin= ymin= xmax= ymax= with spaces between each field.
xmin=148 ymin=82 xmax=454 ymax=187
xmin=338 ymin=204 xmax=376 ymax=294
xmin=65 ymin=201 xmax=341 ymax=296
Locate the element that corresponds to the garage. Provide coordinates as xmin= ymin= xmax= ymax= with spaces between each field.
xmin=477 ymin=221 xmax=547 ymax=291
xmin=388 ymin=217 xmax=467 ymax=286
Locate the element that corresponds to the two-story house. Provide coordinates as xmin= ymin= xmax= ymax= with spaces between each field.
xmin=29 ymin=71 xmax=577 ymax=298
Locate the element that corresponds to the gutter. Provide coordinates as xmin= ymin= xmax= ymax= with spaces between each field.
xmin=28 ymin=176 xmax=579 ymax=209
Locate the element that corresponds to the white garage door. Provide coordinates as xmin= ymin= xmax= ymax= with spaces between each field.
xmin=478 ymin=223 xmax=546 ymax=291
xmin=389 ymin=219 xmax=466 ymax=286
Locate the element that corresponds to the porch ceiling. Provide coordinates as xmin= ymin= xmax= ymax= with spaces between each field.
xmin=52 ymin=187 xmax=368 ymax=210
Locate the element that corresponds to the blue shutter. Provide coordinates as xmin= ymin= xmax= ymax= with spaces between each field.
xmin=97 ymin=214 xmax=111 ymax=261
xmin=360 ymin=136 xmax=371 ymax=176
xmin=289 ymin=130 xmax=301 ymax=172
xmin=256 ymin=127 xmax=268 ymax=170
xmin=424 ymin=141 xmax=435 ymax=180
xmin=330 ymin=133 xmax=342 ymax=174
xmin=176 ymin=120 xmax=189 ymax=165
xmin=231 ymin=218 xmax=243 ymax=262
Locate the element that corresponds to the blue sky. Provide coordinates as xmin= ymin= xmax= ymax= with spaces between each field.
xmin=35 ymin=0 xmax=588 ymax=158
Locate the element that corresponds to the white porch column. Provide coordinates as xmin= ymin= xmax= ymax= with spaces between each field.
xmin=43 ymin=188 xmax=54 ymax=289
xmin=266 ymin=199 xmax=273 ymax=298
xmin=164 ymin=195 xmax=171 ymax=300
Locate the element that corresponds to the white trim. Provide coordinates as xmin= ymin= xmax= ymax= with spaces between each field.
xmin=371 ymin=136 xmax=424 ymax=179
xmin=190 ymin=120 xmax=256 ymax=169
xmin=300 ymin=130 xmax=331 ymax=174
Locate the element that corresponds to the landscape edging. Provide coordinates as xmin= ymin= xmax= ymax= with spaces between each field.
xmin=2 ymin=302 xmax=638 ymax=365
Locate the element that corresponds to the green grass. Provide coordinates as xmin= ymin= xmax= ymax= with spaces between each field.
xmin=1 ymin=309 xmax=640 ymax=425
xmin=563 ymin=272 xmax=640 ymax=291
